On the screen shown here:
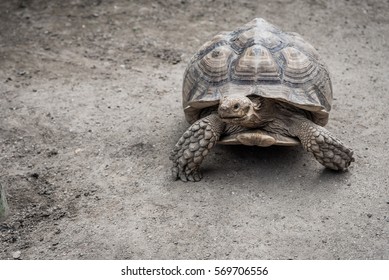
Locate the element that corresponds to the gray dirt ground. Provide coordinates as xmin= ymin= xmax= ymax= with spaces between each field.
xmin=0 ymin=0 xmax=388 ymax=260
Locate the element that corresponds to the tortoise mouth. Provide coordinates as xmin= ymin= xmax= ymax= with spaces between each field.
xmin=220 ymin=115 xmax=247 ymax=123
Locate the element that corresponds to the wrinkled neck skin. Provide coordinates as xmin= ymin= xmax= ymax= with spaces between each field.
xmin=217 ymin=95 xmax=309 ymax=136
xmin=199 ymin=96 xmax=309 ymax=136
xmin=263 ymin=101 xmax=310 ymax=136
xmin=218 ymin=96 xmax=276 ymax=128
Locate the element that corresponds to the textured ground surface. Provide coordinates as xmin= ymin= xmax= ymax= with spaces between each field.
xmin=0 ymin=0 xmax=388 ymax=259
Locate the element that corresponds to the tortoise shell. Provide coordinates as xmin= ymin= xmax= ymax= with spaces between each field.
xmin=182 ymin=18 xmax=333 ymax=127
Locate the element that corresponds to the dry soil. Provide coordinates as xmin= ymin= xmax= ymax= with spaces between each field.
xmin=0 ymin=0 xmax=388 ymax=259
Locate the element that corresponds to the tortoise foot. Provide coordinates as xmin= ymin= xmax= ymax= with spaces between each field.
xmin=170 ymin=115 xmax=224 ymax=182
xmin=301 ymin=124 xmax=354 ymax=170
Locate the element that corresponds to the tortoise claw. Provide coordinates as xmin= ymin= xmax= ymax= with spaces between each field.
xmin=179 ymin=172 xmax=188 ymax=182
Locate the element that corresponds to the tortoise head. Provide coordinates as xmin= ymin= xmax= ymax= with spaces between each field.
xmin=218 ymin=95 xmax=265 ymax=127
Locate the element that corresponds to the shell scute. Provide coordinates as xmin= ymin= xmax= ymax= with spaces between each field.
xmin=231 ymin=45 xmax=280 ymax=83
xmin=197 ymin=45 xmax=234 ymax=83
xmin=281 ymin=47 xmax=319 ymax=85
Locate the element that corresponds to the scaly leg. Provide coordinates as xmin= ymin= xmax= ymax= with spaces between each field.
xmin=170 ymin=114 xmax=225 ymax=182
xmin=290 ymin=119 xmax=354 ymax=170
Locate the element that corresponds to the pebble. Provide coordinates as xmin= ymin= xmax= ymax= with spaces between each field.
xmin=12 ymin=251 xmax=21 ymax=259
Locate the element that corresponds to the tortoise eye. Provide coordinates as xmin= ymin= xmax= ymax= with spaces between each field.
xmin=233 ymin=103 xmax=240 ymax=110
xmin=253 ymin=98 xmax=262 ymax=110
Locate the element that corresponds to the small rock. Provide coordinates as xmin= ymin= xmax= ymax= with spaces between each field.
xmin=30 ymin=172 xmax=39 ymax=179
xmin=47 ymin=149 xmax=58 ymax=157
xmin=367 ymin=213 xmax=373 ymax=218
xmin=12 ymin=251 xmax=21 ymax=259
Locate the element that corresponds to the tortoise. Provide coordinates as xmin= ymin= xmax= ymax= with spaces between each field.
xmin=170 ymin=18 xmax=354 ymax=182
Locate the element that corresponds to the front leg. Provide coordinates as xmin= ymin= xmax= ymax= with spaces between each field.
xmin=170 ymin=114 xmax=225 ymax=182
xmin=290 ymin=119 xmax=354 ymax=170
